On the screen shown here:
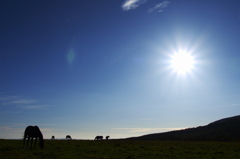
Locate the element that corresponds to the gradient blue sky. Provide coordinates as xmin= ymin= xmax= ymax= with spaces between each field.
xmin=1 ymin=0 xmax=240 ymax=139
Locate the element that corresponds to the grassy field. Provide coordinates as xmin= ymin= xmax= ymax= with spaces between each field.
xmin=0 ymin=139 xmax=240 ymax=159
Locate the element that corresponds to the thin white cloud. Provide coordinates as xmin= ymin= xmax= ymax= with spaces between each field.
xmin=139 ymin=118 xmax=152 ymax=121
xmin=149 ymin=0 xmax=170 ymax=12
xmin=229 ymin=103 xmax=240 ymax=107
xmin=19 ymin=105 xmax=47 ymax=110
xmin=0 ymin=95 xmax=18 ymax=101
xmin=3 ymin=99 xmax=37 ymax=105
xmin=0 ymin=95 xmax=48 ymax=110
xmin=122 ymin=0 xmax=147 ymax=11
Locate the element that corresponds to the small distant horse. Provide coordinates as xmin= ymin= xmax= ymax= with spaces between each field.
xmin=66 ymin=135 xmax=72 ymax=140
xmin=106 ymin=136 xmax=110 ymax=140
xmin=51 ymin=136 xmax=55 ymax=140
xmin=94 ymin=136 xmax=103 ymax=140
xmin=23 ymin=126 xmax=44 ymax=149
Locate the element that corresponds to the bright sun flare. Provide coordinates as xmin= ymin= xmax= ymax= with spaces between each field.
xmin=170 ymin=51 xmax=195 ymax=74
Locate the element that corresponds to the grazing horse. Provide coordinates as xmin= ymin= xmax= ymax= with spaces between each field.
xmin=106 ymin=136 xmax=110 ymax=140
xmin=66 ymin=135 xmax=72 ymax=140
xmin=23 ymin=126 xmax=44 ymax=149
xmin=94 ymin=136 xmax=103 ymax=140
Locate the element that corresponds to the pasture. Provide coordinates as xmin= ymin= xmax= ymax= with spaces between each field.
xmin=0 ymin=139 xmax=240 ymax=159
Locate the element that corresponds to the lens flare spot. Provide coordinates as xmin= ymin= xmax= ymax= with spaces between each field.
xmin=67 ymin=49 xmax=75 ymax=64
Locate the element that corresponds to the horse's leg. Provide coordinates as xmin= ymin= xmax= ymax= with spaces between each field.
xmin=34 ymin=138 xmax=37 ymax=148
xmin=30 ymin=137 xmax=33 ymax=148
xmin=27 ymin=137 xmax=30 ymax=148
xmin=23 ymin=137 xmax=25 ymax=148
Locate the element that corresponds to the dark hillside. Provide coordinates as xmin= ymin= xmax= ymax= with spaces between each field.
xmin=128 ymin=115 xmax=240 ymax=141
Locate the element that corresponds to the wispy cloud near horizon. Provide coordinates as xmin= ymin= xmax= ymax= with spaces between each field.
xmin=148 ymin=0 xmax=170 ymax=12
xmin=0 ymin=126 xmax=23 ymax=132
xmin=0 ymin=123 xmax=65 ymax=139
xmin=113 ymin=127 xmax=184 ymax=133
xmin=122 ymin=0 xmax=147 ymax=11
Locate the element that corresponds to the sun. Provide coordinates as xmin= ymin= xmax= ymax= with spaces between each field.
xmin=170 ymin=51 xmax=195 ymax=74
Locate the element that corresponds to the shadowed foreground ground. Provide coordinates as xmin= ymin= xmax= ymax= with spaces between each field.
xmin=0 ymin=139 xmax=240 ymax=159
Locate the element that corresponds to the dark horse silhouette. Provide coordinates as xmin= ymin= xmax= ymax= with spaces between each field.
xmin=23 ymin=126 xmax=44 ymax=149
xmin=106 ymin=136 xmax=110 ymax=140
xmin=66 ymin=135 xmax=72 ymax=140
xmin=94 ymin=136 xmax=103 ymax=140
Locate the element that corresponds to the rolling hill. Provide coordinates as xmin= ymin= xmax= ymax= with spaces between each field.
xmin=128 ymin=115 xmax=240 ymax=141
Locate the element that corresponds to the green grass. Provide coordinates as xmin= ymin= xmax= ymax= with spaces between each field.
xmin=1 ymin=139 xmax=240 ymax=159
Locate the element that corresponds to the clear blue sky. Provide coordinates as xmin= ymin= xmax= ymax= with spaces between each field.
xmin=1 ymin=0 xmax=240 ymax=139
